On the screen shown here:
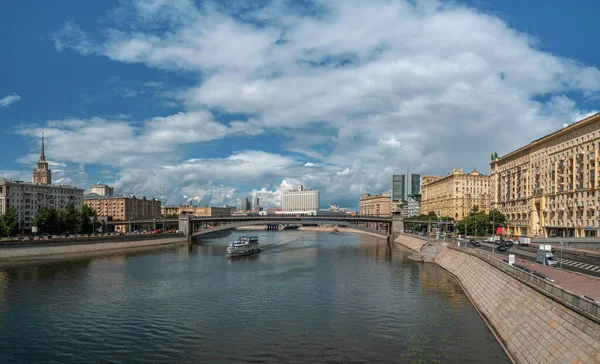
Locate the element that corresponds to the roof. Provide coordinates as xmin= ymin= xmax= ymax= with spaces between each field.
xmin=492 ymin=112 xmax=600 ymax=163
xmin=0 ymin=179 xmax=84 ymax=191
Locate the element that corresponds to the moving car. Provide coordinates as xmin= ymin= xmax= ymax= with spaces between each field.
xmin=469 ymin=239 xmax=481 ymax=246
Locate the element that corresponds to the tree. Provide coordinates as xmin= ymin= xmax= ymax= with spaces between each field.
xmin=0 ymin=206 xmax=18 ymax=237
xmin=79 ymin=205 xmax=96 ymax=234
xmin=62 ymin=203 xmax=80 ymax=233
xmin=488 ymin=209 xmax=506 ymax=234
xmin=34 ymin=206 xmax=60 ymax=235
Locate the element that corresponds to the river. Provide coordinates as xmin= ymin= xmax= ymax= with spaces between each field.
xmin=0 ymin=230 xmax=509 ymax=363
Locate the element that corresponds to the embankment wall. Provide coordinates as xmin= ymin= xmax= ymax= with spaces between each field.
xmin=436 ymin=247 xmax=600 ymax=363
xmin=393 ymin=234 xmax=428 ymax=252
xmin=0 ymin=237 xmax=186 ymax=260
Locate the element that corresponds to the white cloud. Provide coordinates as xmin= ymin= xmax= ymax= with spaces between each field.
xmin=40 ymin=0 xmax=600 ymax=208
xmin=0 ymin=93 xmax=21 ymax=108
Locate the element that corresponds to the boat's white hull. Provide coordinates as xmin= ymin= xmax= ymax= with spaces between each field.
xmin=227 ymin=247 xmax=261 ymax=257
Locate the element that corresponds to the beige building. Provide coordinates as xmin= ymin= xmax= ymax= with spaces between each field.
xmin=421 ymin=168 xmax=490 ymax=220
xmin=84 ymin=196 xmax=161 ymax=221
xmin=161 ymin=206 xmax=180 ymax=216
xmin=0 ymin=136 xmax=84 ymax=232
xmin=32 ymin=133 xmax=52 ymax=185
xmin=359 ymin=193 xmax=391 ymax=216
xmin=90 ymin=184 xmax=114 ymax=196
xmin=491 ymin=112 xmax=600 ymax=238
xmin=178 ymin=206 xmax=232 ymax=217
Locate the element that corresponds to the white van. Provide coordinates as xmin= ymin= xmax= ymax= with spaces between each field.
xmin=536 ymin=249 xmax=556 ymax=266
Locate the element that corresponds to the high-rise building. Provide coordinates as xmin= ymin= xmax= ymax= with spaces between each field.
xmin=411 ymin=174 xmax=421 ymax=195
xmin=392 ymin=174 xmax=406 ymax=201
xmin=90 ymin=183 xmax=114 ymax=196
xmin=359 ymin=193 xmax=391 ymax=216
xmin=241 ymin=197 xmax=251 ymax=211
xmin=490 ymin=112 xmax=600 ymax=238
xmin=281 ymin=185 xmax=320 ymax=212
xmin=421 ymin=168 xmax=490 ymax=220
xmin=0 ymin=136 xmax=84 ymax=232
xmin=32 ymin=133 xmax=52 ymax=185
xmin=252 ymin=196 xmax=259 ymax=209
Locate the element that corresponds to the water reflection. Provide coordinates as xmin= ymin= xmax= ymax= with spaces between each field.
xmin=0 ymin=230 xmax=508 ymax=363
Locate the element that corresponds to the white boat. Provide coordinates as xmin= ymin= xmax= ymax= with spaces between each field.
xmin=227 ymin=236 xmax=261 ymax=257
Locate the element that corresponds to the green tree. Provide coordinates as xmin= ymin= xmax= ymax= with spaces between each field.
xmin=62 ymin=203 xmax=80 ymax=233
xmin=34 ymin=206 xmax=60 ymax=235
xmin=0 ymin=206 xmax=18 ymax=237
xmin=488 ymin=209 xmax=506 ymax=233
xmin=79 ymin=205 xmax=96 ymax=234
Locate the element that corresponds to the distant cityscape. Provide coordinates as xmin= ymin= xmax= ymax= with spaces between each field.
xmin=2 ymin=113 xmax=600 ymax=238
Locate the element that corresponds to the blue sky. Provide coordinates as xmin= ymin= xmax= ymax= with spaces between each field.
xmin=1 ymin=0 xmax=599 ymax=209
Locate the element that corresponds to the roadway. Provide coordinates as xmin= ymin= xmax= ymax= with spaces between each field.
xmin=465 ymin=240 xmax=600 ymax=278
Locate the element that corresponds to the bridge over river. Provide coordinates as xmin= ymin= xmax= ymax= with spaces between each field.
xmin=105 ymin=215 xmax=455 ymax=243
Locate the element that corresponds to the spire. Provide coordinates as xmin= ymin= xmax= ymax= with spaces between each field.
xmin=40 ymin=133 xmax=45 ymax=161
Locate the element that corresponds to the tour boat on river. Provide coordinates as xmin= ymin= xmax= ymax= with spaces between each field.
xmin=227 ymin=236 xmax=261 ymax=257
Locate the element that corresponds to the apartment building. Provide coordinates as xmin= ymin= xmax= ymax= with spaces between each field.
xmin=421 ymin=168 xmax=490 ymax=220
xmin=0 ymin=135 xmax=84 ymax=232
xmin=161 ymin=206 xmax=180 ymax=216
xmin=178 ymin=206 xmax=232 ymax=217
xmin=90 ymin=184 xmax=114 ymax=196
xmin=359 ymin=193 xmax=391 ymax=217
xmin=491 ymin=112 xmax=600 ymax=238
xmin=0 ymin=179 xmax=84 ymax=232
xmin=84 ymin=196 xmax=161 ymax=221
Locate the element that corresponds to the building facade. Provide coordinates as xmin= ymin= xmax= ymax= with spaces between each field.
xmin=178 ymin=206 xmax=232 ymax=217
xmin=359 ymin=193 xmax=392 ymax=216
xmin=392 ymin=174 xmax=406 ymax=201
xmin=241 ymin=197 xmax=251 ymax=211
xmin=0 ymin=135 xmax=85 ymax=232
xmin=32 ymin=134 xmax=52 ymax=185
xmin=84 ymin=196 xmax=161 ymax=221
xmin=405 ymin=194 xmax=422 ymax=218
xmin=491 ymin=112 xmax=600 ymax=238
xmin=421 ymin=168 xmax=490 ymax=220
xmin=252 ymin=196 xmax=259 ymax=210
xmin=411 ymin=174 xmax=421 ymax=195
xmin=281 ymin=185 xmax=320 ymax=211
xmin=91 ymin=184 xmax=114 ymax=196
xmin=0 ymin=180 xmax=85 ymax=232
xmin=161 ymin=206 xmax=180 ymax=216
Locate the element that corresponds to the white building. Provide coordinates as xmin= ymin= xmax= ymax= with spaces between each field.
xmin=281 ymin=185 xmax=320 ymax=212
xmin=405 ymin=194 xmax=422 ymax=218
xmin=0 ymin=179 xmax=85 ymax=232
xmin=90 ymin=183 xmax=114 ymax=196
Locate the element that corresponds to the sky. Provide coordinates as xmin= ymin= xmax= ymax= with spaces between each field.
xmin=1 ymin=0 xmax=600 ymax=210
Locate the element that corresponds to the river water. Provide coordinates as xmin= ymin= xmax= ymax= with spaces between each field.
xmin=0 ymin=230 xmax=508 ymax=363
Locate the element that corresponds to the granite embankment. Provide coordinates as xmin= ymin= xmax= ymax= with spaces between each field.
xmin=437 ymin=247 xmax=600 ymax=363
xmin=393 ymin=234 xmax=429 ymax=252
xmin=0 ymin=236 xmax=187 ymax=261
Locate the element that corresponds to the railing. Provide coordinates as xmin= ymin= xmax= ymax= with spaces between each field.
xmin=447 ymin=244 xmax=600 ymax=322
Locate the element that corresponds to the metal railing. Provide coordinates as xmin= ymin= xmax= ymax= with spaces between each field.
xmin=447 ymin=244 xmax=600 ymax=322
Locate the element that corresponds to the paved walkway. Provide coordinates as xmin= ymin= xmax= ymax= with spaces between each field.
xmin=482 ymin=250 xmax=600 ymax=302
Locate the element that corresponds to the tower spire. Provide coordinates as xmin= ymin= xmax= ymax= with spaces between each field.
xmin=40 ymin=132 xmax=46 ymax=161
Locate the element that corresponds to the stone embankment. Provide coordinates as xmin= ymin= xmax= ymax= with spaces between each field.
xmin=437 ymin=247 xmax=600 ymax=363
xmin=393 ymin=234 xmax=428 ymax=252
xmin=0 ymin=236 xmax=186 ymax=261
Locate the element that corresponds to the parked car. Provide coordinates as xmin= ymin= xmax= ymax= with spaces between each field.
xmin=469 ymin=239 xmax=481 ymax=246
